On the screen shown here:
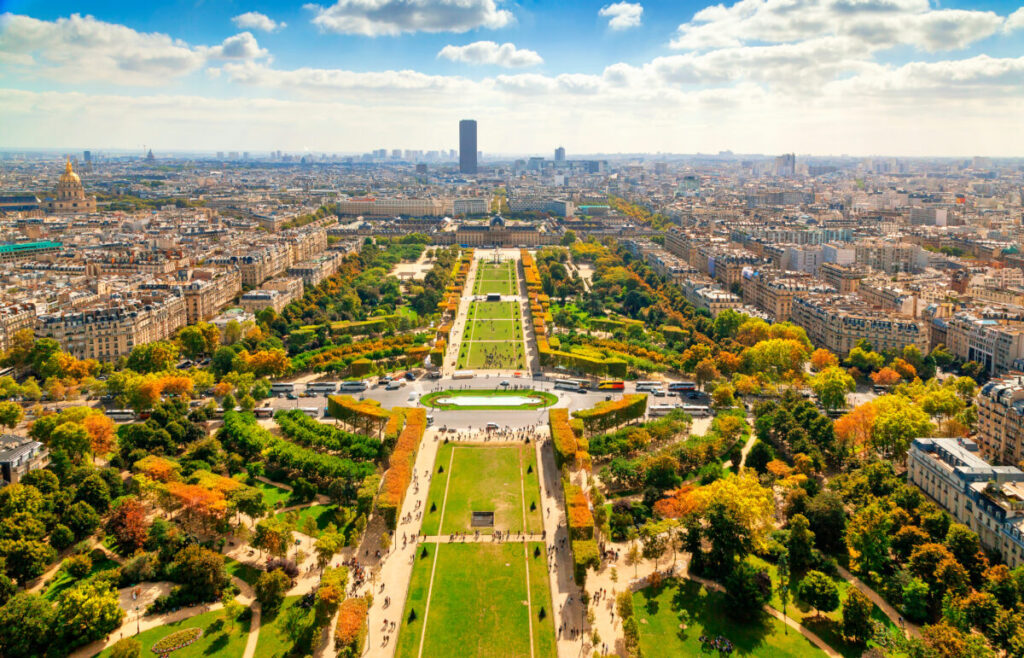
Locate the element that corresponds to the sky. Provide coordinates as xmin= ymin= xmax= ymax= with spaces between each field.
xmin=1 ymin=0 xmax=1024 ymax=157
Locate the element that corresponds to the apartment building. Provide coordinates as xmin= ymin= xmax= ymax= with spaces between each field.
xmin=284 ymin=227 xmax=328 ymax=263
xmin=288 ymin=252 xmax=343 ymax=287
xmin=791 ymin=293 xmax=929 ymax=356
xmin=37 ymin=294 xmax=187 ymax=361
xmin=0 ymin=434 xmax=49 ymax=486
xmin=238 ymin=245 xmax=291 ymax=287
xmin=336 ymin=197 xmax=451 ymax=217
xmin=817 ymin=262 xmax=866 ymax=293
xmin=946 ymin=314 xmax=1024 ymax=376
xmin=0 ymin=240 xmax=63 ymax=264
xmin=857 ymin=280 xmax=918 ymax=316
xmin=183 ymin=269 xmax=242 ymax=323
xmin=741 ymin=270 xmax=824 ymax=322
xmin=908 ymin=438 xmax=1024 ymax=569
xmin=977 ymin=375 xmax=1024 ymax=465
xmin=0 ymin=302 xmax=36 ymax=352
xmin=453 ymin=198 xmax=489 ymax=215
xmin=854 ymin=240 xmax=928 ymax=274
xmin=708 ymin=251 xmax=767 ymax=288
xmin=239 ymin=277 xmax=304 ymax=314
xmin=680 ymin=276 xmax=743 ymax=315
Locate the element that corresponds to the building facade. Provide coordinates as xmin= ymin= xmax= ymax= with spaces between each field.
xmin=43 ymin=160 xmax=97 ymax=214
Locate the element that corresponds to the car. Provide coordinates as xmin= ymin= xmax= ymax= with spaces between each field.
xmin=408 ymin=392 xmax=418 ymax=402
xmin=605 ymin=395 xmax=612 ymax=401
xmin=286 ymin=393 xmax=297 ymax=400
xmin=386 ymin=381 xmax=403 ymax=390
xmin=404 ymin=371 xmax=416 ymax=381
xmin=500 ymin=380 xmax=510 ymax=387
xmin=485 ymin=422 xmax=500 ymax=431
xmin=653 ymin=389 xmax=667 ymax=397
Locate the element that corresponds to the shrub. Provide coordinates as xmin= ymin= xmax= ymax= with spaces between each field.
xmin=335 ymin=597 xmax=369 ymax=656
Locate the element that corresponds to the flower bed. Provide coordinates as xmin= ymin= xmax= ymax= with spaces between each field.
xmin=152 ymin=627 xmax=203 ymax=654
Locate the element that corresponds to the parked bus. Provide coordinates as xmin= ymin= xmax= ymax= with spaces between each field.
xmin=597 ymin=380 xmax=625 ymax=391
xmin=634 ymin=380 xmax=661 ymax=392
xmin=668 ymin=381 xmax=697 ymax=392
xmin=681 ymin=404 xmax=711 ymax=417
xmin=306 ymin=382 xmax=338 ymax=394
xmin=339 ymin=380 xmax=368 ymax=392
xmin=452 ymin=370 xmax=474 ymax=380
xmin=254 ymin=406 xmax=274 ymax=418
xmin=298 ymin=407 xmax=321 ymax=418
xmin=107 ymin=409 xmax=137 ymax=422
xmin=554 ymin=380 xmax=587 ymax=393
xmin=648 ymin=404 xmax=678 ymax=417
xmin=271 ymin=382 xmax=295 ymax=393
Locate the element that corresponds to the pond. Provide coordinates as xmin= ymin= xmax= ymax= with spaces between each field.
xmin=434 ymin=395 xmax=542 ymax=407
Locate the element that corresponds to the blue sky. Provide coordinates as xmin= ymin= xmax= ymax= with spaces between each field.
xmin=2 ymin=0 xmax=1024 ymax=155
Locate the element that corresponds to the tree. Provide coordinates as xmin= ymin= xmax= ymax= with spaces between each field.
xmin=82 ymin=413 xmax=115 ymax=456
xmin=56 ymin=581 xmax=125 ymax=646
xmin=0 ymin=401 xmax=23 ymax=430
xmin=640 ymin=523 xmax=669 ymax=570
xmin=106 ymin=496 xmax=150 ymax=554
xmin=178 ymin=322 xmax=220 ymax=359
xmin=787 ymin=514 xmax=815 ymax=572
xmin=745 ymin=441 xmax=774 ymax=474
xmin=842 ymin=588 xmax=874 ymax=646
xmin=254 ymin=518 xmax=293 ymax=559
xmin=126 ymin=340 xmax=179 ymax=374
xmin=49 ymin=421 xmax=91 ymax=461
xmin=846 ymin=346 xmax=885 ymax=372
xmin=846 ymin=501 xmax=893 ymax=575
xmin=744 ymin=338 xmax=809 ymax=381
xmin=694 ymin=358 xmax=720 ymax=390
xmin=229 ymin=487 xmax=267 ymax=524
xmin=314 ymin=531 xmax=343 ymax=571
xmin=109 ymin=637 xmax=142 ymax=658
xmin=805 ymin=491 xmax=846 ymax=554
xmin=560 ymin=230 xmax=577 ymax=246
xmin=798 ymin=571 xmax=839 ymax=619
xmin=724 ymin=560 xmax=772 ymax=620
xmin=810 ymin=366 xmax=855 ymax=411
xmin=171 ymin=545 xmax=228 ymax=600
xmin=222 ymin=393 xmax=237 ymax=412
xmin=65 ymin=501 xmax=101 ymax=539
xmin=712 ymin=309 xmax=746 ymax=340
xmin=871 ymin=395 xmax=933 ymax=461
xmin=256 ymin=568 xmax=292 ymax=611
xmin=711 ymin=384 xmax=736 ymax=409
xmin=902 ymin=577 xmax=931 ymax=623
xmin=704 ymin=499 xmax=752 ymax=576
xmin=870 ymin=367 xmax=902 ymax=387
xmin=810 ymin=348 xmax=839 ymax=372
xmin=76 ymin=473 xmax=112 ymax=513
xmin=0 ymin=592 xmax=55 ymax=657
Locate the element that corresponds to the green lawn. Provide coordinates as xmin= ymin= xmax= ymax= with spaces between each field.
xmin=275 ymin=504 xmax=341 ymax=538
xmin=420 ymin=389 xmax=557 ymax=411
xmin=96 ymin=606 xmax=251 ymax=658
xmin=43 ymin=557 xmax=119 ymax=601
xmin=633 ymin=578 xmax=825 ymax=657
xmin=421 ymin=443 xmax=542 ymax=535
xmin=254 ymin=596 xmax=302 ymax=658
xmin=233 ymin=477 xmax=293 ymax=509
xmin=467 ymin=318 xmax=521 ymax=341
xmin=469 ymin=300 xmax=519 ymax=321
xmin=225 ymin=557 xmax=263 ymax=586
xmin=395 ymin=542 xmax=437 ymax=658
xmin=457 ymin=340 xmax=526 ymax=370
xmin=749 ymin=556 xmax=902 ymax=657
xmin=473 ymin=262 xmax=516 ymax=296
xmin=396 ymin=542 xmax=555 ymax=658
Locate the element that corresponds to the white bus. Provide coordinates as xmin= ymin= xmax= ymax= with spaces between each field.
xmin=271 ymin=382 xmax=295 ymax=393
xmin=452 ymin=370 xmax=474 ymax=380
xmin=681 ymin=405 xmax=711 ymax=417
xmin=554 ymin=380 xmax=586 ymax=393
xmin=254 ymin=406 xmax=274 ymax=418
xmin=107 ymin=409 xmax=137 ymax=422
xmin=339 ymin=380 xmax=368 ymax=392
xmin=298 ymin=407 xmax=321 ymax=418
xmin=635 ymin=380 xmax=661 ymax=392
xmin=648 ymin=404 xmax=679 ymax=417
xmin=306 ymin=382 xmax=338 ymax=394
xmin=667 ymin=381 xmax=697 ymax=392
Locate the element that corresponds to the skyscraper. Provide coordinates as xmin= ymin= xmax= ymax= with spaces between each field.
xmin=459 ymin=120 xmax=477 ymax=175
xmin=555 ymin=146 xmax=565 ymax=162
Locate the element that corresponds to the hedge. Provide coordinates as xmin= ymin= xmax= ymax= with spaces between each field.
xmin=573 ymin=394 xmax=648 ymax=436
xmin=549 ymin=408 xmax=578 ymax=468
xmin=274 ymin=409 xmax=382 ymax=461
xmin=571 ymin=539 xmax=600 ymax=586
xmin=328 ymin=395 xmax=391 ymax=436
xmin=565 ymin=483 xmax=595 ymax=540
xmin=335 ymin=596 xmax=369 ymax=657
xmin=376 ymin=407 xmax=426 ymax=529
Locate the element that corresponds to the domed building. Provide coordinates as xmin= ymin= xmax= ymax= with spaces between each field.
xmin=44 ymin=159 xmax=96 ymax=214
xmin=452 ymin=213 xmax=552 ymax=247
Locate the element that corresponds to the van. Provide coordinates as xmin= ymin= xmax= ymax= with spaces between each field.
xmin=386 ymin=380 xmax=404 ymax=390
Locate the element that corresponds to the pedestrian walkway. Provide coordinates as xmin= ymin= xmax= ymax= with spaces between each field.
xmin=836 ymin=564 xmax=920 ymax=638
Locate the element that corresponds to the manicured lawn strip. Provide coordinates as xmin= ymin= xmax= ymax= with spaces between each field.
xmin=43 ymin=557 xmax=119 ymax=601
xmin=475 ymin=279 xmax=514 ymax=295
xmin=470 ymin=301 xmax=519 ymax=321
xmin=442 ymin=445 xmax=526 ymax=534
xmin=749 ymin=556 xmax=900 ymax=658
xmin=237 ymin=477 xmax=293 ymax=509
xmin=255 ymin=596 xmax=302 ymax=658
xmin=520 ymin=444 xmax=545 ymax=535
xmin=458 ymin=341 xmax=525 ymax=370
xmin=275 ymin=504 xmax=339 ymax=538
xmin=633 ymin=578 xmax=824 ymax=658
xmin=225 ymin=557 xmax=263 ymax=586
xmin=420 ymin=442 xmax=454 ymax=536
xmin=96 ymin=606 xmax=251 ymax=658
xmin=420 ymin=543 xmax=533 ymax=658
xmin=467 ymin=318 xmax=521 ymax=341
xmin=526 ymin=541 xmax=557 ymax=658
xmin=396 ymin=542 xmax=437 ymax=658
xmin=420 ymin=389 xmax=557 ymax=411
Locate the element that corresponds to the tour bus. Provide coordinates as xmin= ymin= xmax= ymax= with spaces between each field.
xmin=681 ymin=404 xmax=711 ymax=418
xmin=306 ymin=381 xmax=338 ymax=395
xmin=339 ymin=380 xmax=368 ymax=392
xmin=648 ymin=404 xmax=678 ymax=417
xmin=554 ymin=379 xmax=587 ymax=393
xmin=254 ymin=406 xmax=274 ymax=419
xmin=298 ymin=407 xmax=321 ymax=419
xmin=634 ymin=380 xmax=662 ymax=392
xmin=597 ymin=380 xmax=625 ymax=391
xmin=668 ymin=381 xmax=697 ymax=393
xmin=271 ymin=382 xmax=295 ymax=394
xmin=107 ymin=409 xmax=137 ymax=423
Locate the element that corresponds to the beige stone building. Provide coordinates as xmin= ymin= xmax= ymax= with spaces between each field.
xmin=741 ymin=270 xmax=822 ymax=322
xmin=183 ymin=269 xmax=242 ymax=323
xmin=817 ymin=262 xmax=865 ymax=293
xmin=240 ymin=277 xmax=304 ymax=314
xmin=0 ymin=303 xmax=36 ymax=352
xmin=337 ymin=197 xmax=451 ymax=217
xmin=43 ymin=160 xmax=97 ymax=214
xmin=946 ymin=314 xmax=1024 ymax=376
xmin=976 ymin=375 xmax=1024 ymax=465
xmin=791 ymin=293 xmax=929 ymax=355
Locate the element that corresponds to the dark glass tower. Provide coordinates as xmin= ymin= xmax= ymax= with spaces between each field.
xmin=459 ymin=119 xmax=477 ymax=175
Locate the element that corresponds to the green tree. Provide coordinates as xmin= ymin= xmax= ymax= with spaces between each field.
xmin=845 ymin=346 xmax=885 ymax=372
xmin=56 ymin=581 xmax=125 ymax=646
xmin=640 ymin=523 xmax=669 ymax=570
xmin=178 ymin=322 xmax=220 ymax=359
xmin=0 ymin=592 xmax=54 ymax=657
xmin=255 ymin=568 xmax=291 ymax=612
xmin=49 ymin=421 xmax=91 ymax=461
xmin=4 ymin=539 xmax=56 ymax=583
xmin=810 ymin=366 xmax=855 ymax=411
xmin=126 ymin=340 xmax=180 ymax=373
xmin=846 ymin=501 xmax=893 ymax=575
xmin=109 ymin=637 xmax=143 ymax=658
xmin=786 ymin=514 xmax=815 ymax=572
xmin=872 ymin=396 xmax=933 ymax=462
xmin=171 ymin=545 xmax=228 ymax=600
xmin=798 ymin=571 xmax=839 ymax=619
xmin=253 ymin=518 xmax=293 ymax=559
xmin=724 ymin=559 xmax=772 ymax=620
xmin=0 ymin=401 xmax=23 ymax=430
xmin=805 ymin=491 xmax=846 ymax=554
xmin=705 ymin=499 xmax=751 ymax=576
xmin=902 ymin=577 xmax=931 ymax=623
xmin=841 ymin=588 xmax=875 ymax=645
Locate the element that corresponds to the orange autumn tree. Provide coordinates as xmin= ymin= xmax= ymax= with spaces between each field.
xmin=810 ymin=348 xmax=839 ymax=372
xmin=870 ymin=367 xmax=902 ymax=387
xmin=134 ymin=455 xmax=181 ymax=482
xmin=166 ymin=481 xmax=228 ymax=533
xmin=653 ymin=485 xmax=698 ymax=519
xmin=891 ymin=358 xmax=917 ymax=381
xmin=335 ymin=597 xmax=369 ymax=655
xmin=82 ymin=413 xmax=115 ymax=455
xmin=834 ymin=402 xmax=878 ymax=455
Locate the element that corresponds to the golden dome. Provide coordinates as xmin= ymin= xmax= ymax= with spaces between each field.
xmin=60 ymin=158 xmax=81 ymax=185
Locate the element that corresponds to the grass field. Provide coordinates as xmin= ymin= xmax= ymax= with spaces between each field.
xmin=225 ymin=557 xmax=263 ymax=586
xmin=231 ymin=476 xmax=293 ymax=509
xmin=468 ymin=318 xmax=521 ymax=341
xmin=276 ymin=504 xmax=341 ymax=539
xmin=458 ymin=300 xmax=527 ymax=370
xmin=457 ymin=340 xmax=526 ymax=370
xmin=254 ymin=596 xmax=302 ymax=658
xmin=420 ymin=389 xmax=558 ymax=411
xmin=473 ymin=261 xmax=517 ymax=296
xmin=633 ymin=578 xmax=825 ymax=657
xmin=421 ymin=443 xmax=543 ymax=536
xmin=43 ymin=557 xmax=119 ymax=601
xmin=97 ymin=606 xmax=251 ymax=658
xmin=396 ymin=542 xmax=555 ymax=658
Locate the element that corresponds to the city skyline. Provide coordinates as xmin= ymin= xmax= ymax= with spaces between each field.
xmin=1 ymin=1 xmax=1024 ymax=156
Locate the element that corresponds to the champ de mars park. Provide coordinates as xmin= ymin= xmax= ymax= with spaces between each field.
xmin=0 ymin=240 xmax=996 ymax=658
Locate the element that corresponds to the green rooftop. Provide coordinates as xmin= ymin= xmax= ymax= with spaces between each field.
xmin=0 ymin=241 xmax=63 ymax=254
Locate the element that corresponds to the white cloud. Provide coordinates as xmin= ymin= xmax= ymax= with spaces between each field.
xmin=1005 ymin=7 xmax=1024 ymax=33
xmin=599 ymin=2 xmax=644 ymax=30
xmin=306 ymin=0 xmax=513 ymax=36
xmin=670 ymin=0 xmax=1004 ymax=53
xmin=232 ymin=12 xmax=286 ymax=32
xmin=438 ymin=41 xmax=542 ymax=67
xmin=0 ymin=13 xmax=267 ymax=85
